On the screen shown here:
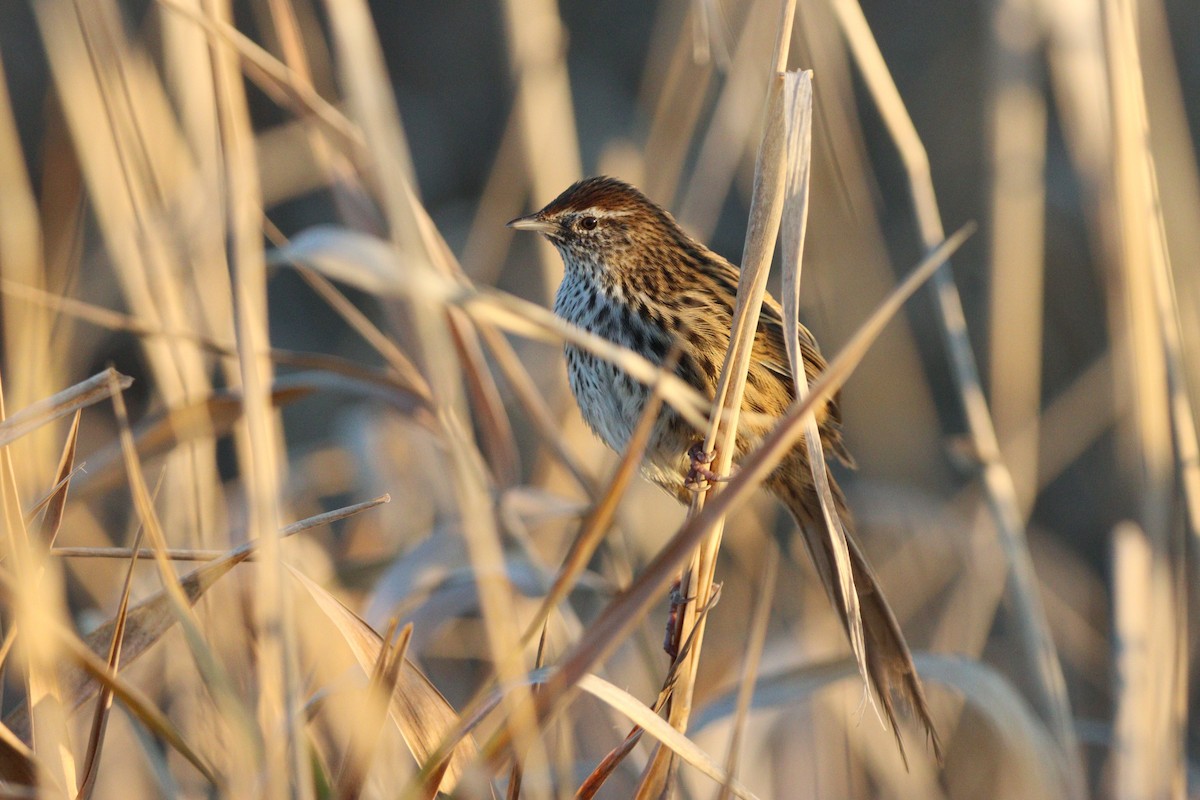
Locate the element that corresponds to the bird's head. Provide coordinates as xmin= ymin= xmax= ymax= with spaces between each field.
xmin=507 ymin=176 xmax=679 ymax=277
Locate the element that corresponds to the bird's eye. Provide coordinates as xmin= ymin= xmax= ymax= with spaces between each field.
xmin=578 ymin=216 xmax=599 ymax=231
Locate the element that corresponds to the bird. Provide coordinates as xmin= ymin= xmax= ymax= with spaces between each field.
xmin=508 ymin=176 xmax=941 ymax=764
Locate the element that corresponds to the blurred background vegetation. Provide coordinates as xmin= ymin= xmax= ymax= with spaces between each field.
xmin=0 ymin=0 xmax=1197 ymax=797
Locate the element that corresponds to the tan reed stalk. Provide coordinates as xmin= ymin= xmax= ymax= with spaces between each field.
xmin=207 ymin=2 xmax=307 ymax=795
xmin=638 ymin=2 xmax=800 ymax=793
xmin=1111 ymin=522 xmax=1179 ymax=798
xmin=985 ymin=0 xmax=1047 ymax=519
xmin=1103 ymin=0 xmax=1195 ymax=793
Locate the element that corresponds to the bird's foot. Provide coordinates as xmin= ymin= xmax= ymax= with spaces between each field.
xmin=684 ymin=443 xmax=732 ymax=491
xmin=663 ymin=577 xmax=690 ymax=660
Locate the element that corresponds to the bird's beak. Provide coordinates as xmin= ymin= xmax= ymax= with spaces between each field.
xmin=507 ymin=214 xmax=557 ymax=235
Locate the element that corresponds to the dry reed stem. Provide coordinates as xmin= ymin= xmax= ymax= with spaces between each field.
xmin=831 ymin=1 xmax=1082 ymax=789
xmin=0 ymin=375 xmax=77 ymax=794
xmin=157 ymin=0 xmax=366 ymax=161
xmin=641 ymin=1 xmax=799 ymax=788
xmin=986 ymin=0 xmax=1047 ymax=519
xmin=1103 ymin=0 xmax=1193 ymax=793
xmin=51 ymin=494 xmax=390 ymax=562
xmin=207 ymin=1 xmax=306 ymax=794
xmin=1110 ymin=523 xmax=1179 ymax=798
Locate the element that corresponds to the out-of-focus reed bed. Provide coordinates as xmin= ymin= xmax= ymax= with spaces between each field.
xmin=0 ymin=0 xmax=1195 ymax=796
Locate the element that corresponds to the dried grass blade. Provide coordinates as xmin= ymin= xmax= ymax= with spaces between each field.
xmin=0 ymin=279 xmax=226 ymax=357
xmin=576 ymin=725 xmax=643 ymax=799
xmin=51 ymin=495 xmax=391 ymax=564
xmin=679 ymin=0 xmax=777 ymax=236
xmin=24 ymin=465 xmax=86 ymax=526
xmin=44 ymin=606 xmax=219 ymax=787
xmin=778 ymin=69 xmax=868 ymax=693
xmin=448 ymin=319 xmax=521 ymax=489
xmin=985 ymin=0 xmax=1047 ymax=517
xmin=76 ymin=385 xmax=314 ymax=498
xmin=33 ymin=410 xmax=80 ymax=549
xmin=288 ymin=568 xmax=476 ymax=794
xmin=499 ymin=0 xmax=582 ymax=298
xmin=577 ymin=674 xmax=760 ymax=800
xmin=293 ymin=266 xmax=431 ymax=404
xmin=274 ymin=225 xmax=715 ymax=431
xmin=0 ymin=369 xmax=132 ymax=449
xmin=75 ymin=504 xmax=146 ymax=800
xmin=0 ymin=566 xmax=220 ymax=788
xmin=1103 ymin=0 xmax=1192 ymax=792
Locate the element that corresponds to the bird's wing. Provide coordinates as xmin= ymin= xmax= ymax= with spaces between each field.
xmin=696 ymin=251 xmax=853 ymax=464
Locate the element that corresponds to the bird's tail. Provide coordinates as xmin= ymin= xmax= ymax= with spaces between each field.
xmin=768 ymin=466 xmax=943 ymax=767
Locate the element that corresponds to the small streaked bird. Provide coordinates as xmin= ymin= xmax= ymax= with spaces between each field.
xmin=509 ymin=176 xmax=941 ymax=763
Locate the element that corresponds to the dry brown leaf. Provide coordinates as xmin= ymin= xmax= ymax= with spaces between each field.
xmin=288 ymin=567 xmax=477 ymax=794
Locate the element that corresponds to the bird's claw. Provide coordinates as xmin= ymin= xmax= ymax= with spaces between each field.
xmin=684 ymin=444 xmax=732 ymax=491
xmin=663 ymin=578 xmax=692 ymax=659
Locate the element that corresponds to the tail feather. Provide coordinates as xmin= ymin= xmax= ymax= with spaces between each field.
xmin=769 ymin=467 xmax=943 ymax=766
